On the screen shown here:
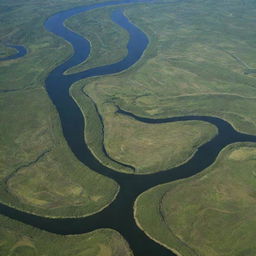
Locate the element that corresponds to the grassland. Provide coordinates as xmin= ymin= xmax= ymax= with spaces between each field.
xmin=0 ymin=88 xmax=119 ymax=218
xmin=103 ymin=110 xmax=216 ymax=173
xmin=65 ymin=7 xmax=128 ymax=74
xmin=69 ymin=0 xmax=256 ymax=175
xmin=72 ymin=82 xmax=217 ymax=174
xmin=74 ymin=0 xmax=256 ymax=136
xmin=134 ymin=142 xmax=256 ymax=256
xmin=71 ymin=82 xmax=135 ymax=173
xmin=0 ymin=0 xmax=132 ymax=253
xmin=0 ymin=45 xmax=16 ymax=58
xmin=0 ymin=0 xmax=122 ymax=91
xmin=0 ymin=215 xmax=132 ymax=256
xmin=2 ymin=0 xmax=256 ymax=254
xmin=0 ymin=0 xmax=132 ymax=217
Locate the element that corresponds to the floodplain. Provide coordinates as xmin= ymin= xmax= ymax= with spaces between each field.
xmin=1 ymin=0 xmax=256 ymax=255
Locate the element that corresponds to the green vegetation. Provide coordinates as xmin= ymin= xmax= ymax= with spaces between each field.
xmin=0 ymin=0 xmax=116 ymax=91
xmin=103 ymin=110 xmax=216 ymax=173
xmin=0 ymin=45 xmax=16 ymax=58
xmin=0 ymin=215 xmax=132 ymax=256
xmin=0 ymin=0 xmax=129 ymax=217
xmin=69 ymin=0 xmax=256 ymax=176
xmin=128 ymin=94 xmax=256 ymax=135
xmin=2 ymin=0 xmax=256 ymax=254
xmin=72 ymin=82 xmax=217 ymax=174
xmin=0 ymin=0 xmax=133 ymax=253
xmin=65 ymin=7 xmax=128 ymax=74
xmin=71 ymin=82 xmax=134 ymax=173
xmin=0 ymin=88 xmax=118 ymax=218
xmin=75 ymin=0 xmax=256 ymax=137
xmin=135 ymin=142 xmax=256 ymax=256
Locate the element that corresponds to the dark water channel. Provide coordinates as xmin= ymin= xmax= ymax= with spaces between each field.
xmin=1 ymin=1 xmax=256 ymax=255
xmin=0 ymin=44 xmax=27 ymax=61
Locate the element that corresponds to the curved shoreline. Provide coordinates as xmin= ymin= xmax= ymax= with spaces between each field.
xmin=117 ymin=105 xmax=256 ymax=136
xmin=63 ymin=6 xmax=128 ymax=75
xmin=71 ymin=85 xmax=132 ymax=174
xmin=0 ymin=44 xmax=27 ymax=61
xmin=1 ymin=1 xmax=256 ymax=256
xmin=133 ymin=198 xmax=184 ymax=256
xmin=133 ymin=141 xmax=256 ymax=256
xmin=128 ymin=98 xmax=256 ymax=136
xmin=0 ymin=185 xmax=120 ymax=219
xmin=83 ymin=90 xmax=136 ymax=171
xmin=71 ymin=80 xmax=218 ymax=175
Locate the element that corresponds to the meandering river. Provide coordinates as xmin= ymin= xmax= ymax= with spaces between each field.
xmin=1 ymin=1 xmax=256 ymax=255
xmin=0 ymin=44 xmax=27 ymax=61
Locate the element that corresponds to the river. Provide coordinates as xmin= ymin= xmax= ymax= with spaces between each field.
xmin=1 ymin=1 xmax=256 ymax=256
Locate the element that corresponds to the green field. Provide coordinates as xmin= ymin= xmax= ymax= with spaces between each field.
xmin=73 ymin=81 xmax=217 ymax=173
xmin=0 ymin=0 xmax=131 ymax=252
xmin=0 ymin=0 xmax=122 ymax=92
xmin=103 ymin=112 xmax=216 ymax=174
xmin=68 ymin=0 xmax=256 ymax=176
xmin=0 ymin=87 xmax=119 ymax=218
xmin=0 ymin=45 xmax=16 ymax=58
xmin=0 ymin=0 xmax=129 ymax=218
xmin=2 ymin=0 xmax=256 ymax=254
xmin=72 ymin=81 xmax=217 ymax=174
xmin=74 ymin=0 xmax=256 ymax=135
xmin=0 ymin=215 xmax=132 ymax=256
xmin=134 ymin=142 xmax=256 ymax=256
xmin=65 ymin=6 xmax=128 ymax=74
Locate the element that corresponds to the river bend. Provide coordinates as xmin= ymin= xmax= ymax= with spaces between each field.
xmin=1 ymin=1 xmax=256 ymax=256
xmin=0 ymin=44 xmax=27 ymax=61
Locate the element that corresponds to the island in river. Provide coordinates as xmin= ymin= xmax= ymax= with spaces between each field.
xmin=1 ymin=0 xmax=256 ymax=255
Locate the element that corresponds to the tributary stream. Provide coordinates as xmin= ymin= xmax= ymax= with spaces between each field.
xmin=1 ymin=1 xmax=256 ymax=255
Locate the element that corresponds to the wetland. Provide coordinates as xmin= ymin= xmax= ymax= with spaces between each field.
xmin=1 ymin=0 xmax=256 ymax=255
